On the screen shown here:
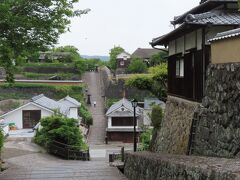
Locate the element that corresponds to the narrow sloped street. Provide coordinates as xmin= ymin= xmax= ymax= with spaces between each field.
xmin=83 ymin=71 xmax=107 ymax=145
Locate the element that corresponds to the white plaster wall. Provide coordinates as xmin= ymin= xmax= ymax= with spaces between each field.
xmin=108 ymin=117 xmax=112 ymax=128
xmin=2 ymin=103 xmax=53 ymax=129
xmin=176 ymin=36 xmax=184 ymax=54
xmin=197 ymin=29 xmax=202 ymax=50
xmin=205 ymin=26 xmax=234 ymax=44
xmin=117 ymin=52 xmax=131 ymax=59
xmin=67 ymin=107 xmax=78 ymax=119
xmin=169 ymin=40 xmax=176 ymax=56
xmin=185 ymin=31 xmax=196 ymax=50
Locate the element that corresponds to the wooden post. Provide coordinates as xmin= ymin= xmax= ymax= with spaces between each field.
xmin=121 ymin=147 xmax=124 ymax=162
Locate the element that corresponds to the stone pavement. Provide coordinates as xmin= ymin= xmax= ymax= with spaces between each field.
xmin=0 ymin=153 xmax=126 ymax=180
xmin=0 ymin=141 xmax=127 ymax=180
xmin=83 ymin=72 xmax=107 ymax=145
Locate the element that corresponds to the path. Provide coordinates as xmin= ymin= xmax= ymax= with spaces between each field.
xmin=83 ymin=72 xmax=106 ymax=145
xmin=0 ymin=141 xmax=127 ymax=180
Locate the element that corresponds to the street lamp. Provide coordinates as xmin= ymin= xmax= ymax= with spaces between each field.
xmin=131 ymin=99 xmax=138 ymax=152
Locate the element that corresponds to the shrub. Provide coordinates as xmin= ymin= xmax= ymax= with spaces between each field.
xmin=35 ymin=115 xmax=88 ymax=151
xmin=80 ymin=105 xmax=93 ymax=126
xmin=140 ymin=128 xmax=153 ymax=151
xmin=151 ymin=105 xmax=163 ymax=129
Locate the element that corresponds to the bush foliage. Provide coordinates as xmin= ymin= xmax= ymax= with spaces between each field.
xmin=35 ymin=115 xmax=88 ymax=151
xmin=127 ymin=58 xmax=148 ymax=74
xmin=79 ymin=105 xmax=93 ymax=127
xmin=125 ymin=63 xmax=167 ymax=101
xmin=140 ymin=128 xmax=153 ymax=151
xmin=151 ymin=105 xmax=163 ymax=129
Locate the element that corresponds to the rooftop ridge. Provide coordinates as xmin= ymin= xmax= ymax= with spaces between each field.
xmin=31 ymin=94 xmax=45 ymax=102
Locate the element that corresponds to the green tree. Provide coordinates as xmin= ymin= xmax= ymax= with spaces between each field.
xmin=126 ymin=63 xmax=168 ymax=101
xmin=0 ymin=0 xmax=89 ymax=83
xmin=109 ymin=46 xmax=124 ymax=70
xmin=53 ymin=46 xmax=81 ymax=62
xmin=149 ymin=51 xmax=167 ymax=66
xmin=74 ymin=58 xmax=87 ymax=75
xmin=149 ymin=105 xmax=163 ymax=151
xmin=126 ymin=58 xmax=148 ymax=74
xmin=151 ymin=105 xmax=163 ymax=129
xmin=35 ymin=115 xmax=88 ymax=151
xmin=140 ymin=128 xmax=153 ymax=151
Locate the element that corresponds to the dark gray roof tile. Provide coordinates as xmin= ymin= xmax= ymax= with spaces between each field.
xmin=209 ymin=28 xmax=240 ymax=41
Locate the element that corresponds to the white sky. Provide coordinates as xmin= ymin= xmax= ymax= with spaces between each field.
xmin=58 ymin=0 xmax=200 ymax=56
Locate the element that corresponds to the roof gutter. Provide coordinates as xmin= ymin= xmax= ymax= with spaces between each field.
xmin=150 ymin=45 xmax=168 ymax=53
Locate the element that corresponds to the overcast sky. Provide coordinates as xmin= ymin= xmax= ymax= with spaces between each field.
xmin=58 ymin=0 xmax=200 ymax=56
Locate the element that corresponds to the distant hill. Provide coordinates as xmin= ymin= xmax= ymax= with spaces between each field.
xmin=81 ymin=55 xmax=109 ymax=61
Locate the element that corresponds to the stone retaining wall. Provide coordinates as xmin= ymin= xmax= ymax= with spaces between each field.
xmin=124 ymin=152 xmax=240 ymax=180
xmin=151 ymin=96 xmax=199 ymax=154
xmin=193 ymin=63 xmax=240 ymax=158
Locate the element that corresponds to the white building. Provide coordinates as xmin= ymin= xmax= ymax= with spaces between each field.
xmin=0 ymin=94 xmax=81 ymax=129
xmin=105 ymin=98 xmax=143 ymax=143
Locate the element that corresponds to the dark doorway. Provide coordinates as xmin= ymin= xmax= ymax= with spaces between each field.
xmin=23 ymin=110 xmax=41 ymax=128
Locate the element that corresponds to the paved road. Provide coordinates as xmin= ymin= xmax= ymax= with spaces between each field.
xmin=83 ymin=72 xmax=107 ymax=145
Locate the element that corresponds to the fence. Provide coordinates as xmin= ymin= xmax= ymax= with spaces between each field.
xmin=47 ymin=141 xmax=90 ymax=161
xmin=109 ymin=147 xmax=125 ymax=163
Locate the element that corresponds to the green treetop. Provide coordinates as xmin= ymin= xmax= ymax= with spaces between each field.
xmin=109 ymin=46 xmax=124 ymax=70
xmin=0 ymin=0 xmax=89 ymax=83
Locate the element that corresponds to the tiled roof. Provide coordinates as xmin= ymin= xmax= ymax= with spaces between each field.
xmin=151 ymin=10 xmax=240 ymax=46
xmin=59 ymin=95 xmax=81 ymax=107
xmin=209 ymin=28 xmax=240 ymax=41
xmin=106 ymin=98 xmax=142 ymax=117
xmin=131 ymin=48 xmax=162 ymax=59
xmin=172 ymin=0 xmax=238 ymax=25
xmin=31 ymin=94 xmax=79 ymax=116
xmin=185 ymin=10 xmax=240 ymax=25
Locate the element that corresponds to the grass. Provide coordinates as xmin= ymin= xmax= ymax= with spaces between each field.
xmin=0 ymin=83 xmax=85 ymax=102
xmin=23 ymin=72 xmax=77 ymax=79
xmin=22 ymin=62 xmax=74 ymax=68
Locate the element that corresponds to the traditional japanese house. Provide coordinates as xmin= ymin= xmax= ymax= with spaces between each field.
xmin=151 ymin=0 xmax=240 ymax=102
xmin=105 ymin=98 xmax=143 ymax=143
xmin=131 ymin=48 xmax=163 ymax=65
xmin=116 ymin=51 xmax=131 ymax=74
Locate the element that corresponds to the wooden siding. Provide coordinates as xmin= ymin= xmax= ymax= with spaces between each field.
xmin=168 ymin=47 xmax=209 ymax=102
xmin=107 ymin=132 xmax=139 ymax=143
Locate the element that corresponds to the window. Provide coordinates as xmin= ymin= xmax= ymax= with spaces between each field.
xmin=123 ymin=56 xmax=127 ymax=60
xmin=120 ymin=60 xmax=125 ymax=66
xmin=176 ymin=59 xmax=184 ymax=77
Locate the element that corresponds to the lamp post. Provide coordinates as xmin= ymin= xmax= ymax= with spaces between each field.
xmin=131 ymin=99 xmax=138 ymax=152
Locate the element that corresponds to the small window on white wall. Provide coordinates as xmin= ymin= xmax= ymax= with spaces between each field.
xmin=176 ymin=59 xmax=184 ymax=77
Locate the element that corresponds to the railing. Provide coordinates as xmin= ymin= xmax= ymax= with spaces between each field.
xmin=109 ymin=147 xmax=125 ymax=163
xmin=47 ymin=141 xmax=90 ymax=161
